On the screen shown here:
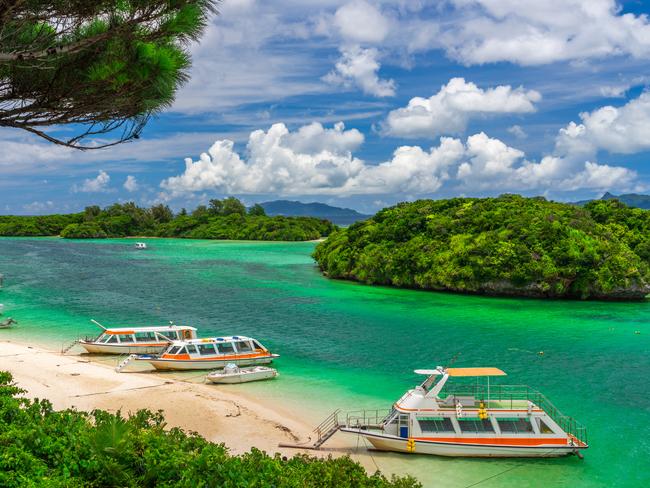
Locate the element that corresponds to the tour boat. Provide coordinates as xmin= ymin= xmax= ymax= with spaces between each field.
xmin=337 ymin=366 xmax=588 ymax=457
xmin=135 ymin=242 xmax=148 ymax=249
xmin=77 ymin=322 xmax=197 ymax=354
xmin=134 ymin=335 xmax=279 ymax=371
xmin=206 ymin=364 xmax=278 ymax=384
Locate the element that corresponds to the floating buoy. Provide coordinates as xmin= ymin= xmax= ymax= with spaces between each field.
xmin=538 ymin=351 xmax=544 ymax=356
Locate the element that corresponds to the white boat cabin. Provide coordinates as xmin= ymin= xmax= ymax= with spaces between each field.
xmin=135 ymin=335 xmax=279 ymax=370
xmin=79 ymin=325 xmax=197 ymax=354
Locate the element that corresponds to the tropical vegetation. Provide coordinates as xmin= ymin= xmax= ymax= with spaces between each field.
xmin=0 ymin=198 xmax=336 ymax=241
xmin=0 ymin=371 xmax=419 ymax=487
xmin=0 ymin=1 xmax=217 ymax=148
xmin=314 ymin=195 xmax=650 ymax=300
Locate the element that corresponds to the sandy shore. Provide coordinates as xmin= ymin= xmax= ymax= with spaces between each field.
xmin=0 ymin=340 xmax=377 ymax=467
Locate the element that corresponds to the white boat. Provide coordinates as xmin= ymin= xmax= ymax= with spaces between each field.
xmin=0 ymin=317 xmax=17 ymax=329
xmin=78 ymin=320 xmax=197 ymax=354
xmin=135 ymin=242 xmax=148 ymax=249
xmin=134 ymin=335 xmax=279 ymax=371
xmin=206 ymin=364 xmax=278 ymax=384
xmin=312 ymin=366 xmax=588 ymax=458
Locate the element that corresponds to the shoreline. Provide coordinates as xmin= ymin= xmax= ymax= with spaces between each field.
xmin=0 ymin=339 xmax=375 ymax=467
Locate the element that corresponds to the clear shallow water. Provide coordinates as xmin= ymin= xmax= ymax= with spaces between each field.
xmin=0 ymin=237 xmax=648 ymax=487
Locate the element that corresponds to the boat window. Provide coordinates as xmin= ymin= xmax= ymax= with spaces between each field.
xmin=135 ymin=332 xmax=157 ymax=342
xmin=458 ymin=419 xmax=494 ymax=433
xmin=538 ymin=419 xmax=554 ymax=434
xmin=120 ymin=334 xmax=135 ymax=343
xmin=198 ymin=344 xmax=216 ymax=355
xmin=418 ymin=417 xmax=454 ymax=433
xmin=217 ymin=342 xmax=235 ymax=355
xmin=106 ymin=335 xmax=119 ymax=344
xmin=167 ymin=346 xmax=182 ymax=355
xmin=186 ymin=345 xmax=198 ymax=355
xmin=234 ymin=341 xmax=253 ymax=353
xmin=497 ymin=418 xmax=533 ymax=433
xmin=251 ymin=340 xmax=264 ymax=350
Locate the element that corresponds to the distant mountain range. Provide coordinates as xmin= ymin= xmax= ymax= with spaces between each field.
xmin=259 ymin=200 xmax=371 ymax=225
xmin=576 ymin=192 xmax=650 ymax=209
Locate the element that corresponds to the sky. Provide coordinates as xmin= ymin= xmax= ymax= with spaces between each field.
xmin=2 ymin=0 xmax=650 ymax=215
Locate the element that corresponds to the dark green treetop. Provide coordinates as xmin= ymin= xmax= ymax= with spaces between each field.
xmin=0 ymin=0 xmax=218 ymax=148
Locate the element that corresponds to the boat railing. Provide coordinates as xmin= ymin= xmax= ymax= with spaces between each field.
xmin=440 ymin=384 xmax=587 ymax=444
xmin=344 ymin=409 xmax=393 ymax=429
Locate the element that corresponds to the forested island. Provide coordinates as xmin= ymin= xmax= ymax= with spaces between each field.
xmin=0 ymin=198 xmax=336 ymax=241
xmin=314 ymin=195 xmax=650 ymax=300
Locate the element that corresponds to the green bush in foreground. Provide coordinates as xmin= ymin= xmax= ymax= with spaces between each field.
xmin=0 ymin=372 xmax=419 ymax=487
xmin=313 ymin=195 xmax=650 ymax=300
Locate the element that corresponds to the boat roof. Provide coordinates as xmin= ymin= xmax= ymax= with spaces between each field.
xmin=105 ymin=325 xmax=197 ymax=333
xmin=415 ymin=367 xmax=507 ymax=377
xmin=170 ymin=336 xmax=254 ymax=345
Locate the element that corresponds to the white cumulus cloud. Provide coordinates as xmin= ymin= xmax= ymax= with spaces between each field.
xmin=442 ymin=0 xmax=650 ymax=65
xmin=160 ymin=121 xmax=638 ymax=199
xmin=383 ymin=77 xmax=541 ymax=138
xmin=324 ymin=45 xmax=396 ymax=98
xmin=334 ymin=0 xmax=390 ymax=43
xmin=73 ymin=170 xmax=110 ymax=193
xmin=556 ymin=91 xmax=650 ymax=156
xmin=124 ymin=175 xmax=139 ymax=192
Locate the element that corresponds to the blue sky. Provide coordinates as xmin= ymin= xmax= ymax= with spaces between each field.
xmin=2 ymin=0 xmax=650 ymax=214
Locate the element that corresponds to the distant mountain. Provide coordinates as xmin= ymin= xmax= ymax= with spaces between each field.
xmin=259 ymin=200 xmax=371 ymax=225
xmin=576 ymin=192 xmax=650 ymax=209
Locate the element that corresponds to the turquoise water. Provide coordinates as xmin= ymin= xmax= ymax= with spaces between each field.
xmin=0 ymin=237 xmax=648 ymax=487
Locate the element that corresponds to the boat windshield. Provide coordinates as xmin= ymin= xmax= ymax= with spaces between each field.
xmin=167 ymin=346 xmax=183 ymax=355
xmin=135 ymin=332 xmax=157 ymax=342
xmin=234 ymin=341 xmax=253 ymax=353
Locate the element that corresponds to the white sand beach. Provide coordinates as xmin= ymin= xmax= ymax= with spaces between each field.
xmin=0 ymin=340 xmax=381 ymax=469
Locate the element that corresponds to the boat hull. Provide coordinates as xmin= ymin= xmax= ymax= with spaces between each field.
xmin=78 ymin=341 xmax=168 ymax=355
xmin=137 ymin=355 xmax=276 ymax=371
xmin=206 ymin=367 xmax=278 ymax=384
xmin=341 ymin=429 xmax=585 ymax=458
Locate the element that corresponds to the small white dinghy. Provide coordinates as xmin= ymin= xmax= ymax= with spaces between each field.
xmin=135 ymin=242 xmax=148 ymax=250
xmin=206 ymin=363 xmax=278 ymax=384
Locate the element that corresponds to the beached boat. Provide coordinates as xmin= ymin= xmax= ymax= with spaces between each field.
xmin=135 ymin=242 xmax=148 ymax=249
xmin=303 ymin=366 xmax=588 ymax=457
xmin=206 ymin=364 xmax=278 ymax=384
xmin=0 ymin=317 xmax=17 ymax=329
xmin=134 ymin=336 xmax=279 ymax=371
xmin=78 ymin=321 xmax=197 ymax=354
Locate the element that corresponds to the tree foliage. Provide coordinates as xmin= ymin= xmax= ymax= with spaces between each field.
xmin=0 ymin=0 xmax=218 ymax=148
xmin=0 ymin=371 xmax=420 ymax=487
xmin=0 ymin=198 xmax=337 ymax=241
xmin=313 ymin=195 xmax=650 ymax=300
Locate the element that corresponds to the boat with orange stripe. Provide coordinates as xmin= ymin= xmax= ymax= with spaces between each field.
xmin=304 ymin=366 xmax=588 ymax=457
xmin=134 ymin=335 xmax=279 ymax=371
xmin=77 ymin=319 xmax=197 ymax=354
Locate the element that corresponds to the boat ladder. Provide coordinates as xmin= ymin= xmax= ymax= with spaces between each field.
xmin=115 ymin=354 xmax=138 ymax=373
xmin=279 ymin=409 xmax=341 ymax=450
xmin=61 ymin=340 xmax=78 ymax=354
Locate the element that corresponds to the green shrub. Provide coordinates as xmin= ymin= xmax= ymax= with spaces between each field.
xmin=0 ymin=372 xmax=419 ymax=487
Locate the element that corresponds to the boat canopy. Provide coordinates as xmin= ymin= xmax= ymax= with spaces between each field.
xmin=415 ymin=367 xmax=506 ymax=377
xmin=104 ymin=325 xmax=196 ymax=333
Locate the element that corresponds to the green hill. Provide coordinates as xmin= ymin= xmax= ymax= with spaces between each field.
xmin=313 ymin=195 xmax=650 ymax=300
